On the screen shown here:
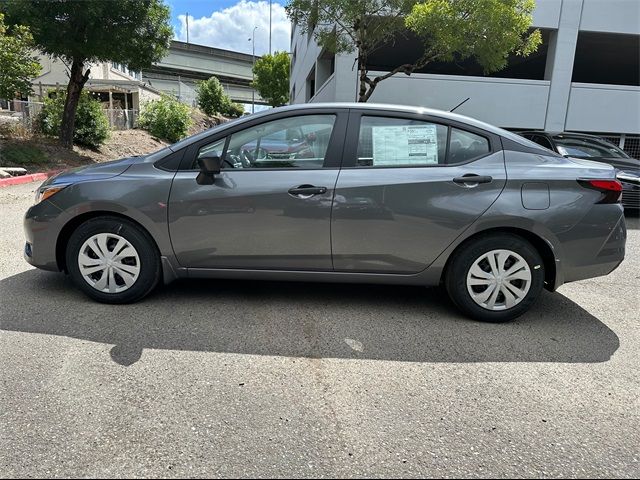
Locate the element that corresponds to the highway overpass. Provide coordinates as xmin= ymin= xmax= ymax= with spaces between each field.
xmin=142 ymin=40 xmax=265 ymax=106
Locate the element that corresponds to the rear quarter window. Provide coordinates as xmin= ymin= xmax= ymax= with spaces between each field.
xmin=448 ymin=128 xmax=491 ymax=164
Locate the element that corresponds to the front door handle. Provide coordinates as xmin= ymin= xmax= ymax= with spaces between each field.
xmin=288 ymin=185 xmax=327 ymax=197
xmin=453 ymin=174 xmax=493 ymax=187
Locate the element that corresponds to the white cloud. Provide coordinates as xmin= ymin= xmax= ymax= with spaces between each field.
xmin=176 ymin=1 xmax=291 ymax=56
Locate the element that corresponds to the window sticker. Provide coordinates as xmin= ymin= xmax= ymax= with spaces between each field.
xmin=371 ymin=124 xmax=438 ymax=166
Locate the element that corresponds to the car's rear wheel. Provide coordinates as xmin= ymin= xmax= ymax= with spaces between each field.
xmin=66 ymin=216 xmax=161 ymax=303
xmin=445 ymin=233 xmax=545 ymax=322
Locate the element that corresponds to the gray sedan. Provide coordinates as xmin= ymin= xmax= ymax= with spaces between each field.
xmin=24 ymin=103 xmax=626 ymax=322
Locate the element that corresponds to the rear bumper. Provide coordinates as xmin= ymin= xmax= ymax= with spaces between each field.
xmin=561 ymin=209 xmax=626 ymax=284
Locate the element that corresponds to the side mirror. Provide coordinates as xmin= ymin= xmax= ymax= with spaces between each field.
xmin=196 ymin=154 xmax=222 ymax=185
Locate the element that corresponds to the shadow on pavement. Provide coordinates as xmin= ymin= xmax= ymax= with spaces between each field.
xmin=0 ymin=269 xmax=620 ymax=366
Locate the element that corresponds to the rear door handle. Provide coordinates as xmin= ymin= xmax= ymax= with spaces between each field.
xmin=288 ymin=185 xmax=327 ymax=197
xmin=453 ymin=175 xmax=493 ymax=186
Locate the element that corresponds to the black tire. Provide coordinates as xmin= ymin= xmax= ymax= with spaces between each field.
xmin=445 ymin=233 xmax=545 ymax=322
xmin=65 ymin=216 xmax=161 ymax=303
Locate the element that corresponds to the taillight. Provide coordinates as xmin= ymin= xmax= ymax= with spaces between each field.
xmin=578 ymin=179 xmax=622 ymax=204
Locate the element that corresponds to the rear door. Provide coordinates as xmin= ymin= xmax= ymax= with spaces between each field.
xmin=331 ymin=110 xmax=506 ymax=273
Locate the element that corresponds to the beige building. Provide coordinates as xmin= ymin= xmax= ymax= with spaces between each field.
xmin=28 ymin=54 xmax=162 ymax=112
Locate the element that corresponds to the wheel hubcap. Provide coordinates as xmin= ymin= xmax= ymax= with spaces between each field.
xmin=78 ymin=233 xmax=141 ymax=293
xmin=466 ymin=249 xmax=532 ymax=311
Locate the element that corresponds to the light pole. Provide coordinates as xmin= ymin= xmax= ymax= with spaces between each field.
xmin=269 ymin=0 xmax=272 ymax=55
xmin=249 ymin=26 xmax=258 ymax=114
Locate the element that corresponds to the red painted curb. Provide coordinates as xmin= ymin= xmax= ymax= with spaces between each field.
xmin=0 ymin=170 xmax=63 ymax=188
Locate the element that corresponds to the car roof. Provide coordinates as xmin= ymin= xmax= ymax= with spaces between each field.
xmin=271 ymin=102 xmax=514 ymax=137
xmin=169 ymin=102 xmax=543 ymax=153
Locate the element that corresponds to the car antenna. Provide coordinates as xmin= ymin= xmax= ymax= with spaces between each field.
xmin=449 ymin=97 xmax=470 ymax=113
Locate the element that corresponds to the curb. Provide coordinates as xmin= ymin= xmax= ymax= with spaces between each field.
xmin=0 ymin=170 xmax=63 ymax=188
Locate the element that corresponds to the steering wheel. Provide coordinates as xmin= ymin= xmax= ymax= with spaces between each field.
xmin=239 ymin=149 xmax=254 ymax=168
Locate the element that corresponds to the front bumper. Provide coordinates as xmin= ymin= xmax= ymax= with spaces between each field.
xmin=23 ymin=200 xmax=67 ymax=271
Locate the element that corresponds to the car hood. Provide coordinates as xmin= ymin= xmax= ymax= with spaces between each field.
xmin=43 ymin=156 xmax=143 ymax=187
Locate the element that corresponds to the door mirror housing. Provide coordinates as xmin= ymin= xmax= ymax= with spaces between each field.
xmin=196 ymin=154 xmax=222 ymax=185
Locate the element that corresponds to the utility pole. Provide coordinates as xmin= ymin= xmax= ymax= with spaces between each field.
xmin=185 ymin=12 xmax=189 ymax=44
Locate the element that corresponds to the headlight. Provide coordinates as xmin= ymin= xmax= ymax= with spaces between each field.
xmin=34 ymin=184 xmax=69 ymax=204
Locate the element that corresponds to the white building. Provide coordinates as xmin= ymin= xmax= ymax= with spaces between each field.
xmin=290 ymin=0 xmax=640 ymax=155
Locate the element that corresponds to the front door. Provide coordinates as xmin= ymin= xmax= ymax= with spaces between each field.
xmin=331 ymin=112 xmax=507 ymax=273
xmin=168 ymin=111 xmax=346 ymax=270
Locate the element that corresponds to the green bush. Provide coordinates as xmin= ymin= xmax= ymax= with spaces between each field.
xmin=138 ymin=95 xmax=191 ymax=143
xmin=196 ymin=76 xmax=228 ymax=117
xmin=196 ymin=76 xmax=246 ymax=118
xmin=222 ymin=101 xmax=245 ymax=118
xmin=38 ymin=91 xmax=109 ymax=148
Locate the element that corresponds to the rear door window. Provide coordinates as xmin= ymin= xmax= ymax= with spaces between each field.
xmin=356 ymin=116 xmax=448 ymax=167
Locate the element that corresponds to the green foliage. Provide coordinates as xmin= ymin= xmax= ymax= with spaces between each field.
xmin=405 ymin=0 xmax=541 ymax=74
xmin=223 ymin=101 xmax=245 ymax=118
xmin=38 ymin=91 xmax=109 ymax=148
xmin=286 ymin=0 xmax=541 ymax=101
xmin=138 ymin=95 xmax=192 ymax=143
xmin=0 ymin=143 xmax=47 ymax=166
xmin=196 ymin=76 xmax=245 ymax=117
xmin=252 ymin=52 xmax=290 ymax=107
xmin=4 ymin=0 xmax=172 ymax=146
xmin=3 ymin=0 xmax=172 ymax=70
xmin=196 ymin=76 xmax=228 ymax=117
xmin=287 ymin=0 xmax=413 ymax=56
xmin=0 ymin=13 xmax=42 ymax=99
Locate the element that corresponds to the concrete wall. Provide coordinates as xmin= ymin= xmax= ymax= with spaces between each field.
xmin=566 ymin=83 xmax=640 ymax=134
xmin=367 ymin=73 xmax=550 ymax=130
xmin=580 ymin=0 xmax=640 ymax=34
xmin=159 ymin=49 xmax=251 ymax=81
xmin=147 ymin=77 xmax=256 ymax=105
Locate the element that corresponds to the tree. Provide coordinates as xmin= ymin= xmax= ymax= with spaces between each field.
xmin=286 ymin=0 xmax=541 ymax=102
xmin=196 ymin=76 xmax=245 ymax=117
xmin=252 ymin=51 xmax=290 ymax=107
xmin=196 ymin=76 xmax=229 ymax=117
xmin=0 ymin=13 xmax=41 ymax=100
xmin=4 ymin=0 xmax=172 ymax=148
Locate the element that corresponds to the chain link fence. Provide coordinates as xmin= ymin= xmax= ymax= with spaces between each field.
xmin=0 ymin=100 xmax=43 ymax=131
xmin=599 ymin=134 xmax=640 ymax=160
xmin=1 ymin=100 xmax=138 ymax=131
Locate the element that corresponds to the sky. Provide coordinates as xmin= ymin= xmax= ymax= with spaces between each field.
xmin=164 ymin=0 xmax=292 ymax=56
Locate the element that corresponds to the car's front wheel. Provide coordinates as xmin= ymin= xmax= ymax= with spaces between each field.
xmin=445 ymin=233 xmax=545 ymax=322
xmin=66 ymin=216 xmax=161 ymax=303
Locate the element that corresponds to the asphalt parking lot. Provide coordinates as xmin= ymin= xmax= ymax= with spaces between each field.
xmin=1 ymin=181 xmax=638 ymax=478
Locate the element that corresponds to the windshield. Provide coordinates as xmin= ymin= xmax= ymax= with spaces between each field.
xmin=553 ymin=135 xmax=630 ymax=159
